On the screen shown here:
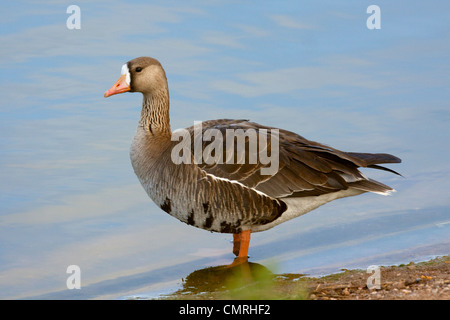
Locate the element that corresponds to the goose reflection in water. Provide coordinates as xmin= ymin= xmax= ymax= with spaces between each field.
xmin=165 ymin=262 xmax=308 ymax=300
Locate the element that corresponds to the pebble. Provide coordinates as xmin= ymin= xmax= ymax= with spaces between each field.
xmin=393 ymin=280 xmax=406 ymax=289
xmin=401 ymin=289 xmax=411 ymax=294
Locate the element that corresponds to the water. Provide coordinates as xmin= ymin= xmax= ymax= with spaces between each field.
xmin=1 ymin=1 xmax=449 ymax=299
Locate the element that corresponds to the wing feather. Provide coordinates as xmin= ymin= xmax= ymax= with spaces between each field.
xmin=185 ymin=119 xmax=400 ymax=198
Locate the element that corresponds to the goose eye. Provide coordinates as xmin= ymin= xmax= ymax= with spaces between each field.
xmin=135 ymin=67 xmax=143 ymax=72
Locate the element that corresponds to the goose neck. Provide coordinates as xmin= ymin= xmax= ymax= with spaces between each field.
xmin=139 ymin=91 xmax=171 ymax=136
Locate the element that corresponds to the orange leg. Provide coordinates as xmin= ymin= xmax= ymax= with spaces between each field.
xmin=230 ymin=230 xmax=251 ymax=266
xmin=233 ymin=233 xmax=241 ymax=256
xmin=237 ymin=230 xmax=251 ymax=259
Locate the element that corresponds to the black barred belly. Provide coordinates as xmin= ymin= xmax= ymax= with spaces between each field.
xmin=158 ymin=196 xmax=287 ymax=234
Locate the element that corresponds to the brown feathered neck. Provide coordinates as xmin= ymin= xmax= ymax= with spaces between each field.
xmin=139 ymin=89 xmax=171 ymax=137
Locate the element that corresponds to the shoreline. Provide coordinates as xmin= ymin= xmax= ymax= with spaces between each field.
xmin=305 ymin=255 xmax=450 ymax=300
xmin=159 ymin=255 xmax=449 ymax=300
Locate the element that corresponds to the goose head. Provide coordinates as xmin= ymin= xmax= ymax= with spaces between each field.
xmin=104 ymin=57 xmax=168 ymax=98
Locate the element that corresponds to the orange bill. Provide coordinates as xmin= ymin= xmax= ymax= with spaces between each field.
xmin=104 ymin=74 xmax=130 ymax=97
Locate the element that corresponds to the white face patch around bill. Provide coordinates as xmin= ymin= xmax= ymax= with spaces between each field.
xmin=121 ymin=64 xmax=131 ymax=86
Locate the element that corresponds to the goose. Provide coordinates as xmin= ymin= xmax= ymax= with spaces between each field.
xmin=104 ymin=57 xmax=401 ymax=264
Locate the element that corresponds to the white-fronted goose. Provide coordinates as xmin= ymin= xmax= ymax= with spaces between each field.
xmin=104 ymin=57 xmax=401 ymax=264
